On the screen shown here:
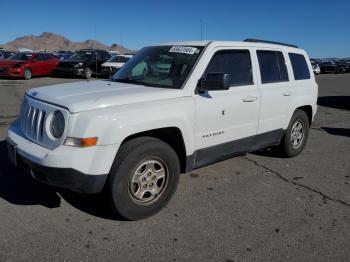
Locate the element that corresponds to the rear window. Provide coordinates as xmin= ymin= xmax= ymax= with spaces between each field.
xmin=205 ymin=50 xmax=253 ymax=86
xmin=257 ymin=51 xmax=288 ymax=84
xmin=289 ymin=53 xmax=311 ymax=80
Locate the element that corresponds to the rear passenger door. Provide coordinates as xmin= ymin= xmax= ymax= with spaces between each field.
xmin=194 ymin=48 xmax=260 ymax=164
xmin=255 ymin=49 xmax=292 ymax=134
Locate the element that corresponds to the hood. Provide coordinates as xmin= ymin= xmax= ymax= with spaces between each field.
xmin=0 ymin=60 xmax=26 ymax=66
xmin=26 ymin=80 xmax=185 ymax=113
xmin=101 ymin=62 xmax=124 ymax=68
xmin=59 ymin=60 xmax=86 ymax=65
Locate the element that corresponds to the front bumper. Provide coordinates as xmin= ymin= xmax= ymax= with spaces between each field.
xmin=101 ymin=66 xmax=118 ymax=75
xmin=53 ymin=67 xmax=85 ymax=77
xmin=0 ymin=67 xmax=23 ymax=78
xmin=7 ymin=120 xmax=119 ymax=194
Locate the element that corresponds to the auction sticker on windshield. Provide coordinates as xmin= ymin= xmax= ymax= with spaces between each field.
xmin=169 ymin=46 xmax=198 ymax=55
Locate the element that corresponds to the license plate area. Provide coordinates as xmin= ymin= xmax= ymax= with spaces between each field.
xmin=7 ymin=140 xmax=17 ymax=166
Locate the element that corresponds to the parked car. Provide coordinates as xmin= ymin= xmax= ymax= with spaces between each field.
xmin=311 ymin=61 xmax=320 ymax=74
xmin=335 ymin=60 xmax=349 ymax=73
xmin=321 ymin=61 xmax=339 ymax=74
xmin=7 ymin=40 xmax=318 ymax=220
xmin=101 ymin=54 xmax=133 ymax=76
xmin=52 ymin=51 xmax=73 ymax=61
xmin=3 ymin=51 xmax=17 ymax=59
xmin=0 ymin=53 xmax=59 ymax=79
xmin=53 ymin=49 xmax=111 ymax=79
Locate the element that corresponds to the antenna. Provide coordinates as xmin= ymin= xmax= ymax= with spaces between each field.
xmin=200 ymin=19 xmax=203 ymax=41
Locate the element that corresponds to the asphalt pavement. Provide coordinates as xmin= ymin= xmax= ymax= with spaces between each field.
xmin=0 ymin=74 xmax=349 ymax=262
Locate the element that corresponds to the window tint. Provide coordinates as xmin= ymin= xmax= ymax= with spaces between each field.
xmin=40 ymin=54 xmax=49 ymax=61
xmin=257 ymin=51 xmax=288 ymax=84
xmin=289 ymin=53 xmax=310 ymax=80
xmin=205 ymin=50 xmax=253 ymax=86
xmin=34 ymin=54 xmax=43 ymax=61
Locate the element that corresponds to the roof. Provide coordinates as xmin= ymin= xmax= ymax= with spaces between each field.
xmin=156 ymin=40 xmax=302 ymax=50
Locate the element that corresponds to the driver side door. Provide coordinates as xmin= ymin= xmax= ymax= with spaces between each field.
xmin=193 ymin=48 xmax=260 ymax=167
xmin=30 ymin=54 xmax=43 ymax=75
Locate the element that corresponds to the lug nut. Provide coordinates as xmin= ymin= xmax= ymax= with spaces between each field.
xmin=152 ymin=175 xmax=157 ymax=180
xmin=148 ymin=172 xmax=152 ymax=176
xmin=150 ymin=183 xmax=154 ymax=187
xmin=143 ymin=184 xmax=148 ymax=188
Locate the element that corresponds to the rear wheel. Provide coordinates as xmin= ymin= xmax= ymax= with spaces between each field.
xmin=279 ymin=110 xmax=310 ymax=157
xmin=23 ymin=68 xmax=32 ymax=80
xmin=108 ymin=137 xmax=180 ymax=220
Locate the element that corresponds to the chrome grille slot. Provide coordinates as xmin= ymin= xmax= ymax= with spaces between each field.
xmin=19 ymin=95 xmax=69 ymax=150
xmin=20 ymin=102 xmax=47 ymax=143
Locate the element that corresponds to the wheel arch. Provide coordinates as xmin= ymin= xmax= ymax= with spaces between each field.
xmin=119 ymin=127 xmax=188 ymax=174
xmin=296 ymin=105 xmax=313 ymax=125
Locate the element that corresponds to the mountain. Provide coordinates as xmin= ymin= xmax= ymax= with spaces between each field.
xmin=1 ymin=32 xmax=134 ymax=54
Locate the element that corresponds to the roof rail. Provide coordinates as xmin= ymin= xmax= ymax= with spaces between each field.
xmin=244 ymin=39 xmax=298 ymax=48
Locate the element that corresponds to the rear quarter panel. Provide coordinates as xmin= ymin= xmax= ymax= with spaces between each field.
xmin=284 ymin=50 xmax=318 ymax=128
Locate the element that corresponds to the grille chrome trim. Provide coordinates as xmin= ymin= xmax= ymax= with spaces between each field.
xmin=20 ymin=103 xmax=47 ymax=143
xmin=19 ymin=95 xmax=69 ymax=150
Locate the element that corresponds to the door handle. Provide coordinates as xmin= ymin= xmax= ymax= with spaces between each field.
xmin=243 ymin=96 xmax=258 ymax=102
xmin=283 ymin=91 xmax=292 ymax=96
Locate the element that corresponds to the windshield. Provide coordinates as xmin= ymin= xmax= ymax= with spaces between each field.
xmin=112 ymin=46 xmax=203 ymax=89
xmin=8 ymin=53 xmax=33 ymax=61
xmin=108 ymin=55 xmax=131 ymax=63
xmin=69 ymin=52 xmax=93 ymax=60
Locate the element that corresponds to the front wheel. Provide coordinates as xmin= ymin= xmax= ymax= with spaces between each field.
xmin=279 ymin=110 xmax=310 ymax=157
xmin=23 ymin=68 xmax=32 ymax=80
xmin=108 ymin=137 xmax=180 ymax=220
xmin=84 ymin=68 xmax=92 ymax=79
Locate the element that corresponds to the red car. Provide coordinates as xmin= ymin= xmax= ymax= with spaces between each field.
xmin=0 ymin=53 xmax=59 ymax=80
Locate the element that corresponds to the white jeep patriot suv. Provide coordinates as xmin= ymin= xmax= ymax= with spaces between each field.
xmin=7 ymin=39 xmax=318 ymax=220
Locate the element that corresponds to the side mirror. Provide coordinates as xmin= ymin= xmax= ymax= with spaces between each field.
xmin=198 ymin=73 xmax=231 ymax=92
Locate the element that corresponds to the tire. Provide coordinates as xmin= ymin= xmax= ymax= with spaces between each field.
xmin=23 ymin=68 xmax=32 ymax=80
xmin=279 ymin=110 xmax=310 ymax=157
xmin=84 ymin=68 xmax=92 ymax=79
xmin=108 ymin=137 xmax=180 ymax=220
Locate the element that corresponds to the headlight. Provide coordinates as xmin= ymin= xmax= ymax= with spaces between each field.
xmin=74 ymin=63 xmax=83 ymax=68
xmin=50 ymin=111 xmax=65 ymax=138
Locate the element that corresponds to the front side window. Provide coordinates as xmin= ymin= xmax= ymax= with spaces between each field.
xmin=204 ymin=50 xmax=253 ymax=86
xmin=109 ymin=55 xmax=131 ymax=63
xmin=257 ymin=50 xmax=289 ymax=84
xmin=112 ymin=46 xmax=203 ymax=89
xmin=69 ymin=52 xmax=92 ymax=61
xmin=9 ymin=53 xmax=33 ymax=61
xmin=289 ymin=53 xmax=310 ymax=80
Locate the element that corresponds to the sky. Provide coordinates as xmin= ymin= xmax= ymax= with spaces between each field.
xmin=1 ymin=0 xmax=349 ymax=58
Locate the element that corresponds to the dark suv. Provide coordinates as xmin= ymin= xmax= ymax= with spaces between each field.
xmin=53 ymin=49 xmax=111 ymax=79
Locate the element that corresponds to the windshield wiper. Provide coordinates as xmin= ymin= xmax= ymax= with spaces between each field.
xmin=113 ymin=78 xmax=150 ymax=86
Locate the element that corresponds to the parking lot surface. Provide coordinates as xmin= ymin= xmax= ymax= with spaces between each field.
xmin=0 ymin=74 xmax=349 ymax=261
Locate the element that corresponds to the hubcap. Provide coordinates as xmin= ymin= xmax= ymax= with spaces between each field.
xmin=25 ymin=70 xmax=31 ymax=79
xmin=129 ymin=158 xmax=168 ymax=204
xmin=290 ymin=120 xmax=304 ymax=149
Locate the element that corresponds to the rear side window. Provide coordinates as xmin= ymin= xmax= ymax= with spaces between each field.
xmin=257 ymin=51 xmax=288 ymax=84
xmin=289 ymin=53 xmax=310 ymax=80
xmin=205 ymin=50 xmax=253 ymax=86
